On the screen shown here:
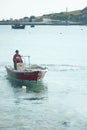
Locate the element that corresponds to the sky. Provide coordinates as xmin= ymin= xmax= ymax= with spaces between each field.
xmin=0 ymin=0 xmax=86 ymax=19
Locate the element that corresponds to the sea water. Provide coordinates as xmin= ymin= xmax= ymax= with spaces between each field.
xmin=0 ymin=25 xmax=87 ymax=130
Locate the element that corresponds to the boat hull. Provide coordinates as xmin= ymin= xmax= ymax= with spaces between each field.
xmin=11 ymin=25 xmax=25 ymax=29
xmin=5 ymin=66 xmax=47 ymax=81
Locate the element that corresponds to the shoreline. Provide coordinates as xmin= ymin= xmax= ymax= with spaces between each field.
xmin=0 ymin=21 xmax=86 ymax=26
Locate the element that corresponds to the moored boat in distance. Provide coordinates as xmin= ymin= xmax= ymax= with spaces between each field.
xmin=11 ymin=24 xmax=25 ymax=29
xmin=5 ymin=64 xmax=47 ymax=81
xmin=30 ymin=24 xmax=35 ymax=28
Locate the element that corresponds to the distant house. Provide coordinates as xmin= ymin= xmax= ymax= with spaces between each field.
xmin=42 ymin=18 xmax=52 ymax=23
xmin=42 ymin=18 xmax=66 ymax=24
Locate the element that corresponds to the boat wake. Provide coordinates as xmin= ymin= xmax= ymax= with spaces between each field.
xmin=42 ymin=64 xmax=86 ymax=72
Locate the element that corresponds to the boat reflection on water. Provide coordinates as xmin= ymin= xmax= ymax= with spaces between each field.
xmin=6 ymin=76 xmax=48 ymax=93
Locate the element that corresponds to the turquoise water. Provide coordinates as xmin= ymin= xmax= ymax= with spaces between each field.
xmin=0 ymin=25 xmax=87 ymax=130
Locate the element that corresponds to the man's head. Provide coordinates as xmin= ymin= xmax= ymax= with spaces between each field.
xmin=15 ymin=50 xmax=19 ymax=54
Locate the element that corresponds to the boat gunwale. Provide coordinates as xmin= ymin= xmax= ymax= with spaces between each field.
xmin=5 ymin=65 xmax=47 ymax=73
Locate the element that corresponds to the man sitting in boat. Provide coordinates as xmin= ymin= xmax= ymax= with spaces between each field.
xmin=13 ymin=50 xmax=23 ymax=70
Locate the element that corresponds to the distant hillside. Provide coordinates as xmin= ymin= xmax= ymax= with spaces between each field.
xmin=67 ymin=10 xmax=81 ymax=15
xmin=0 ymin=7 xmax=87 ymax=25
xmin=81 ymin=7 xmax=87 ymax=13
xmin=38 ymin=7 xmax=87 ymax=24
